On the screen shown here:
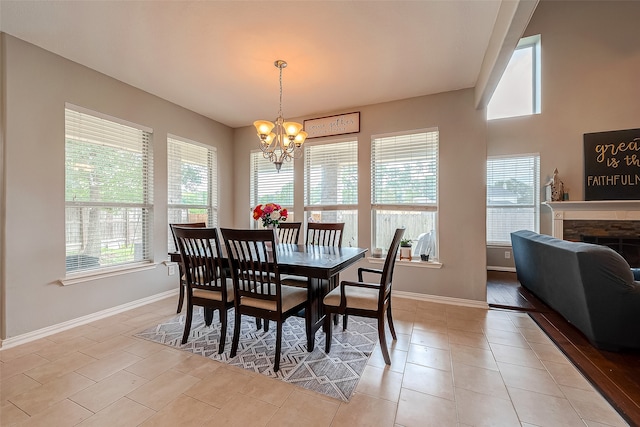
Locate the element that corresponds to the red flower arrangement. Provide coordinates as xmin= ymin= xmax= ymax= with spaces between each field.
xmin=252 ymin=203 xmax=288 ymax=228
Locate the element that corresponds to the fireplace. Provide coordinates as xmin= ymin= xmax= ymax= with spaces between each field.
xmin=544 ymin=201 xmax=640 ymax=267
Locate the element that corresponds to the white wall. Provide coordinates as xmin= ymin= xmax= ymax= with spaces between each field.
xmin=234 ymin=89 xmax=489 ymax=302
xmin=1 ymin=34 xmax=234 ymax=339
xmin=488 ymin=1 xmax=640 ymax=234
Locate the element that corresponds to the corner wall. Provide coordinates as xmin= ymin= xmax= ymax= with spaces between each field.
xmin=488 ymin=1 xmax=640 ymax=233
xmin=1 ymin=35 xmax=234 ymax=339
xmin=234 ymin=89 xmax=489 ymax=302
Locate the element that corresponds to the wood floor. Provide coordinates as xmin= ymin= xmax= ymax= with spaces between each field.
xmin=487 ymin=270 xmax=640 ymax=427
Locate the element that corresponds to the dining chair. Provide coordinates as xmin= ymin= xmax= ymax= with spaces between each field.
xmin=277 ymin=222 xmax=302 ymax=244
xmin=170 ymin=222 xmax=207 ymax=313
xmin=323 ymin=228 xmax=405 ymax=365
xmin=221 ymin=228 xmax=310 ymax=372
xmin=282 ymin=221 xmax=346 ymax=324
xmin=173 ymin=226 xmax=233 ymax=353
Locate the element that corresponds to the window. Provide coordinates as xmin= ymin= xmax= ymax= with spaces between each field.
xmin=167 ymin=136 xmax=218 ymax=251
xmin=65 ymin=105 xmax=153 ymax=273
xmin=250 ymin=152 xmax=294 ymax=228
xmin=487 ymin=34 xmax=541 ymax=120
xmin=487 ymin=154 xmax=540 ymax=245
xmin=371 ymin=129 xmax=438 ymax=259
xmin=304 ymin=140 xmax=358 ymax=246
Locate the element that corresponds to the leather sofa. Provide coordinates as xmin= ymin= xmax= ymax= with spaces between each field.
xmin=511 ymin=230 xmax=640 ymax=351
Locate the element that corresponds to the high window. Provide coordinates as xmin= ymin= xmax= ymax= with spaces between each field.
xmin=250 ymin=152 xmax=294 ymax=228
xmin=304 ymin=139 xmax=358 ymax=246
xmin=486 ymin=154 xmax=540 ymax=245
xmin=371 ymin=130 xmax=438 ymax=259
xmin=488 ymin=35 xmax=541 ymax=120
xmin=65 ymin=105 xmax=153 ymax=273
xmin=167 ymin=136 xmax=218 ymax=251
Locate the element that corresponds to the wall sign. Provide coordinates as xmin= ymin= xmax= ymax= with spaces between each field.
xmin=304 ymin=112 xmax=360 ymax=139
xmin=584 ymin=128 xmax=640 ymax=200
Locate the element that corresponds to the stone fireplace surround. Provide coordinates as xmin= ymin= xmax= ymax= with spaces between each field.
xmin=544 ymin=201 xmax=640 ymax=267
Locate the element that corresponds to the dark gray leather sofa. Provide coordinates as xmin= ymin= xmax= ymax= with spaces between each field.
xmin=511 ymin=230 xmax=640 ymax=351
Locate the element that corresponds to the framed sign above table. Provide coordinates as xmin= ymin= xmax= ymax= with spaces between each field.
xmin=304 ymin=112 xmax=360 ymax=139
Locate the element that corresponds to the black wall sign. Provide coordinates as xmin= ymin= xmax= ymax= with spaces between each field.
xmin=584 ymin=128 xmax=640 ymax=200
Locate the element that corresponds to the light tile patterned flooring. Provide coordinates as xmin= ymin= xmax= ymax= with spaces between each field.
xmin=0 ymin=296 xmax=629 ymax=426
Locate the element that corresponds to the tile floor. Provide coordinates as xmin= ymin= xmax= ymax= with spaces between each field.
xmin=0 ymin=296 xmax=629 ymax=426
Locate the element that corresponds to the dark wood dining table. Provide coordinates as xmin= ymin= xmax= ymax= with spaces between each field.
xmin=169 ymin=243 xmax=368 ymax=351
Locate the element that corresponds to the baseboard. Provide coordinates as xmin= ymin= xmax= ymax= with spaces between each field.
xmin=487 ymin=266 xmax=517 ymax=272
xmin=393 ymin=290 xmax=489 ymax=309
xmin=0 ymin=289 xmax=178 ymax=350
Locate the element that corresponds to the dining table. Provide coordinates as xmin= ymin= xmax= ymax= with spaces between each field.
xmin=169 ymin=243 xmax=368 ymax=351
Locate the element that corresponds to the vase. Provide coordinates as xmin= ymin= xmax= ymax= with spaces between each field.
xmin=266 ymin=224 xmax=279 ymax=245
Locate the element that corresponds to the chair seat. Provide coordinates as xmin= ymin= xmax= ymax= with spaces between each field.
xmin=281 ymin=274 xmax=308 ymax=288
xmin=192 ymin=278 xmax=235 ymax=302
xmin=323 ymin=284 xmax=380 ymax=311
xmin=240 ymin=284 xmax=307 ymax=312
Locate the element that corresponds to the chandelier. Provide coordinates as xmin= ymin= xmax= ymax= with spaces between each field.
xmin=253 ymin=60 xmax=307 ymax=172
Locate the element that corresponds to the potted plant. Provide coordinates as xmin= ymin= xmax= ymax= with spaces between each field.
xmin=400 ymin=238 xmax=412 ymax=260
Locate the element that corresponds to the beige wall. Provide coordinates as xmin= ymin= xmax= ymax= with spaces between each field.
xmin=1 ymin=34 xmax=234 ymax=339
xmin=488 ymin=0 xmax=640 ymax=234
xmin=234 ymin=90 xmax=489 ymax=302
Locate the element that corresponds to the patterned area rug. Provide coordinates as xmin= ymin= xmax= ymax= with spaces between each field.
xmin=135 ymin=308 xmax=377 ymax=401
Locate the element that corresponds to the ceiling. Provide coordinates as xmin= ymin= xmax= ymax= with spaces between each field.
xmin=1 ymin=1 xmax=520 ymax=129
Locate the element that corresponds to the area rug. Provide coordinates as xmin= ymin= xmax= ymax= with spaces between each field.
xmin=135 ymin=308 xmax=377 ymax=401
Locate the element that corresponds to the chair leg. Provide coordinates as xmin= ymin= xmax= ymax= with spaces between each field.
xmin=255 ymin=317 xmax=262 ymax=329
xmin=218 ymin=309 xmax=227 ymax=354
xmin=274 ymin=321 xmax=283 ymax=372
xmin=306 ymin=303 xmax=314 ymax=352
xmin=176 ymin=281 xmax=185 ymax=313
xmin=264 ymin=319 xmax=269 ymax=332
xmin=231 ymin=310 xmax=242 ymax=357
xmin=181 ymin=305 xmax=193 ymax=345
xmin=378 ymin=315 xmax=391 ymax=365
xmin=386 ymin=303 xmax=397 ymax=340
xmin=204 ymin=308 xmax=214 ymax=326
xmin=342 ymin=314 xmax=349 ymax=331
xmin=324 ymin=311 xmax=333 ymax=354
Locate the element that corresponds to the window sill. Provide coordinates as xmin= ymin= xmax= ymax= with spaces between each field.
xmin=59 ymin=262 xmax=157 ymax=286
xmin=367 ymin=257 xmax=443 ymax=269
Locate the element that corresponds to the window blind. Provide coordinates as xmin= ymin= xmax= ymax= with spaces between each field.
xmin=304 ymin=140 xmax=358 ymax=207
xmin=371 ymin=131 xmax=438 ymax=206
xmin=486 ymin=154 xmax=540 ymax=244
xmin=65 ymin=107 xmax=153 ymax=273
xmin=167 ymin=136 xmax=218 ymax=251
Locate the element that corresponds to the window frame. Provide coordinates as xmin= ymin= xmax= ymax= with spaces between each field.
xmin=250 ymin=150 xmax=294 ymax=229
xmin=487 ymin=34 xmax=541 ymax=120
xmin=167 ymin=134 xmax=218 ymax=251
xmin=371 ymin=128 xmax=439 ymax=261
xmin=64 ymin=103 xmax=154 ymax=279
xmin=303 ymin=137 xmax=359 ymax=246
xmin=486 ymin=153 xmax=540 ymax=246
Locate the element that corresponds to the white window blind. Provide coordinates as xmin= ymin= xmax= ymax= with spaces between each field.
xmin=371 ymin=130 xmax=439 ymax=258
xmin=487 ymin=154 xmax=540 ymax=244
xmin=65 ymin=107 xmax=153 ymax=273
xmin=167 ymin=136 xmax=218 ymax=251
xmin=304 ymin=140 xmax=358 ymax=246
xmin=250 ymin=152 xmax=294 ymax=227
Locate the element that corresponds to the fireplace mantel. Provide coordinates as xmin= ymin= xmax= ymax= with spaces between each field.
xmin=543 ymin=201 xmax=640 ymax=239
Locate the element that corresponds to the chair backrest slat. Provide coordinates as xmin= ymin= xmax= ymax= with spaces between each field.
xmin=306 ymin=222 xmax=345 ymax=247
xmin=174 ymin=227 xmax=225 ymax=293
xmin=221 ymin=228 xmax=281 ymax=304
xmin=277 ymin=222 xmax=302 ymax=244
xmin=170 ymin=222 xmax=206 ymax=252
